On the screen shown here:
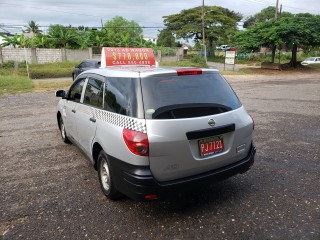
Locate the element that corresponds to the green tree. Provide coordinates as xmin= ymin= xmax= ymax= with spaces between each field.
xmin=32 ymin=34 xmax=49 ymax=48
xmin=103 ymin=16 xmax=144 ymax=47
xmin=0 ymin=34 xmax=28 ymax=48
xmin=235 ymin=14 xmax=320 ymax=68
xmin=157 ymin=29 xmax=176 ymax=47
xmin=243 ymin=6 xmax=293 ymax=28
xmin=47 ymin=24 xmax=79 ymax=48
xmin=162 ymin=6 xmax=242 ymax=50
xmin=25 ymin=20 xmax=42 ymax=34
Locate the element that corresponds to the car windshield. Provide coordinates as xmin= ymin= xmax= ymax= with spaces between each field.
xmin=141 ymin=73 xmax=241 ymax=119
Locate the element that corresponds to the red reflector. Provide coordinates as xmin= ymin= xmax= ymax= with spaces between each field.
xmin=177 ymin=68 xmax=202 ymax=76
xmin=144 ymin=194 xmax=158 ymax=200
xmin=123 ymin=129 xmax=149 ymax=156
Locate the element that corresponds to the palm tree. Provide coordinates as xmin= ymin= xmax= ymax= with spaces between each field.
xmin=47 ymin=24 xmax=79 ymax=48
xmin=25 ymin=20 xmax=41 ymax=34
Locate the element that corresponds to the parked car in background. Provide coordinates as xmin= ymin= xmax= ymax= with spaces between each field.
xmin=72 ymin=59 xmax=101 ymax=80
xmin=216 ymin=45 xmax=230 ymax=51
xmin=301 ymin=57 xmax=320 ymax=66
xmin=216 ymin=45 xmax=237 ymax=51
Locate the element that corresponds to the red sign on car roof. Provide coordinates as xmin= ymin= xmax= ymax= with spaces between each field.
xmin=101 ymin=47 xmax=156 ymax=67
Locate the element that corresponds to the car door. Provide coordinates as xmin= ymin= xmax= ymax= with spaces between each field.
xmin=64 ymin=78 xmax=86 ymax=141
xmin=76 ymin=76 xmax=104 ymax=157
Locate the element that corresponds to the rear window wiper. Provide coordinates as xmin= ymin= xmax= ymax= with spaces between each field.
xmin=152 ymin=103 xmax=232 ymax=119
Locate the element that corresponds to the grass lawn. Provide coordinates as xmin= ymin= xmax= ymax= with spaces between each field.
xmin=0 ymin=75 xmax=72 ymax=95
xmin=0 ymin=75 xmax=33 ymax=94
xmin=0 ymin=61 xmax=78 ymax=79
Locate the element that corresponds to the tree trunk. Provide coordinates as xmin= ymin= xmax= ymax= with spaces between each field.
xmin=290 ymin=44 xmax=298 ymax=68
xmin=271 ymin=44 xmax=276 ymax=63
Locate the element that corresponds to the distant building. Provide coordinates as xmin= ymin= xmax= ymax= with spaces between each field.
xmin=143 ymin=36 xmax=157 ymax=44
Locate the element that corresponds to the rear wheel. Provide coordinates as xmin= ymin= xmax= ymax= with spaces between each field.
xmin=97 ymin=150 xmax=122 ymax=200
xmin=59 ymin=116 xmax=70 ymax=143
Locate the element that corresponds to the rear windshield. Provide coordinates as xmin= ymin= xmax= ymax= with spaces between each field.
xmin=141 ymin=73 xmax=241 ymax=119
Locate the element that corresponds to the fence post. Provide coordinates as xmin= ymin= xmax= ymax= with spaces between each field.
xmin=61 ymin=48 xmax=67 ymax=62
xmin=0 ymin=47 xmax=3 ymax=64
xmin=89 ymin=47 xmax=93 ymax=59
xmin=157 ymin=50 xmax=162 ymax=62
xmin=176 ymin=48 xmax=183 ymax=61
xmin=31 ymin=48 xmax=37 ymax=63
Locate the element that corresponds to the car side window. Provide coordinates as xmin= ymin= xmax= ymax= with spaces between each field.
xmin=69 ymin=78 xmax=86 ymax=103
xmin=104 ymin=77 xmax=137 ymax=117
xmin=83 ymin=78 xmax=104 ymax=108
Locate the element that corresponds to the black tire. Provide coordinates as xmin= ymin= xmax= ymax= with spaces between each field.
xmin=59 ymin=116 xmax=71 ymax=144
xmin=97 ymin=150 xmax=122 ymax=200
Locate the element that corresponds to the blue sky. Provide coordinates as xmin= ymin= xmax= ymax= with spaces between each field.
xmin=1 ymin=0 xmax=320 ymax=37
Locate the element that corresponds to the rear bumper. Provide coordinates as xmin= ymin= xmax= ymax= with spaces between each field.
xmin=109 ymin=143 xmax=256 ymax=201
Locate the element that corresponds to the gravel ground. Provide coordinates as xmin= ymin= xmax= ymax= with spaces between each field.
xmin=0 ymin=73 xmax=319 ymax=240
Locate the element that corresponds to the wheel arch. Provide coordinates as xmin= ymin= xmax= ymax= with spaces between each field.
xmin=57 ymin=111 xmax=62 ymax=130
xmin=92 ymin=142 xmax=103 ymax=170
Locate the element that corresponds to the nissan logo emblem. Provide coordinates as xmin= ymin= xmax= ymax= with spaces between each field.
xmin=208 ymin=119 xmax=215 ymax=127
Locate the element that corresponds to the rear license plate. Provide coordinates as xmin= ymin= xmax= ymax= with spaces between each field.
xmin=199 ymin=137 xmax=224 ymax=157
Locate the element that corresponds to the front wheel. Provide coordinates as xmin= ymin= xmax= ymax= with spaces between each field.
xmin=97 ymin=151 xmax=122 ymax=200
xmin=59 ymin=116 xmax=70 ymax=143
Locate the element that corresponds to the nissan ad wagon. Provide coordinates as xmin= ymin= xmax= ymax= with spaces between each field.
xmin=55 ymin=47 xmax=256 ymax=201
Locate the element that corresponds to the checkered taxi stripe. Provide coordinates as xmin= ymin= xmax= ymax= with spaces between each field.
xmin=77 ymin=104 xmax=147 ymax=133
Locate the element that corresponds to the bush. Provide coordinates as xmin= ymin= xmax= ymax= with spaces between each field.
xmin=160 ymin=54 xmax=208 ymax=68
xmin=184 ymin=54 xmax=206 ymax=64
xmin=152 ymin=47 xmax=177 ymax=56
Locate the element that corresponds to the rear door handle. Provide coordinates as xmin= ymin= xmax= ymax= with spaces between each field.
xmin=89 ymin=117 xmax=96 ymax=123
xmin=72 ymin=109 xmax=76 ymax=113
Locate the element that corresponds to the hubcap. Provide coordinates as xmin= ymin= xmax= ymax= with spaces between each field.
xmin=61 ymin=121 xmax=66 ymax=139
xmin=100 ymin=159 xmax=110 ymax=192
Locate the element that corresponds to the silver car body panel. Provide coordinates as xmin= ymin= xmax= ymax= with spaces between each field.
xmin=146 ymin=106 xmax=253 ymax=182
xmin=58 ymin=97 xmax=149 ymax=166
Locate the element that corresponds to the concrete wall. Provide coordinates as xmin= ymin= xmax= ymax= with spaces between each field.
xmin=1 ymin=48 xmax=33 ymax=63
xmin=0 ymin=47 xmax=182 ymax=64
xmin=36 ymin=48 xmax=61 ymax=63
xmin=0 ymin=47 xmax=92 ymax=64
xmin=65 ymin=49 xmax=90 ymax=61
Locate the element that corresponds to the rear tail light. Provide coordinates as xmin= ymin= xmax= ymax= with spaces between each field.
xmin=123 ymin=129 xmax=149 ymax=156
xmin=177 ymin=68 xmax=202 ymax=76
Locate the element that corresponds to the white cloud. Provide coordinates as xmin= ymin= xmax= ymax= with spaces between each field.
xmin=1 ymin=0 xmax=319 ymax=37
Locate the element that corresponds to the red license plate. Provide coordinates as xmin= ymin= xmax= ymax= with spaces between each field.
xmin=199 ymin=137 xmax=224 ymax=157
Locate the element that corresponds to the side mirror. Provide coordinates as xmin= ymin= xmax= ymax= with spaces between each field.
xmin=74 ymin=93 xmax=81 ymax=100
xmin=56 ymin=90 xmax=66 ymax=98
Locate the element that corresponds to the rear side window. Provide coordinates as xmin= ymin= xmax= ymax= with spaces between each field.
xmin=83 ymin=78 xmax=104 ymax=108
xmin=104 ymin=77 xmax=141 ymax=118
xmin=141 ymin=73 xmax=241 ymax=119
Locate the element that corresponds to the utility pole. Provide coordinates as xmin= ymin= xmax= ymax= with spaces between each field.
xmin=202 ymin=0 xmax=207 ymax=63
xmin=272 ymin=0 xmax=280 ymax=63
xmin=275 ymin=0 xmax=279 ymax=18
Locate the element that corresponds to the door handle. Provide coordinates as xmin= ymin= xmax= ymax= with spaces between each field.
xmin=89 ymin=117 xmax=96 ymax=123
xmin=72 ymin=109 xmax=76 ymax=113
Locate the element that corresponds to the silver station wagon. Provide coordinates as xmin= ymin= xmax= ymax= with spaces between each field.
xmin=56 ymin=64 xmax=256 ymax=201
